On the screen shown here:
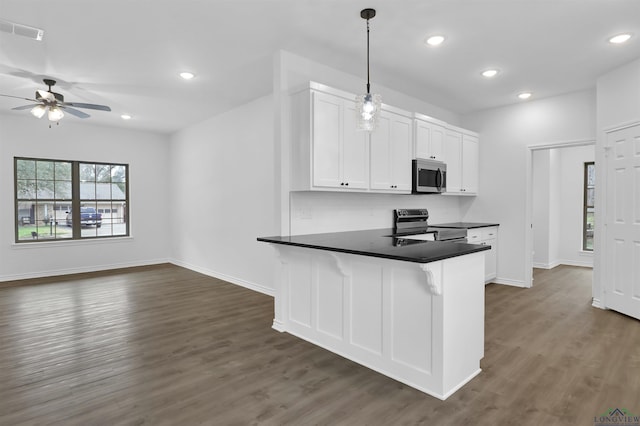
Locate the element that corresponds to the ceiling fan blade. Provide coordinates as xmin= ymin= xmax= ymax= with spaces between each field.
xmin=0 ymin=93 xmax=38 ymax=102
xmin=12 ymin=104 xmax=42 ymax=111
xmin=63 ymin=102 xmax=111 ymax=112
xmin=36 ymin=90 xmax=56 ymax=102
xmin=59 ymin=106 xmax=90 ymax=119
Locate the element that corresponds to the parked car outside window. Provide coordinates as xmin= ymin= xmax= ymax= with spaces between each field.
xmin=66 ymin=207 xmax=102 ymax=228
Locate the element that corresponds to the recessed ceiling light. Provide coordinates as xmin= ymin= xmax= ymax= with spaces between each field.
xmin=608 ymin=33 xmax=632 ymax=44
xmin=179 ymin=72 xmax=195 ymax=80
xmin=121 ymin=114 xmax=132 ymax=120
xmin=481 ymin=69 xmax=499 ymax=78
xmin=518 ymin=92 xmax=532 ymax=100
xmin=425 ymin=35 xmax=445 ymax=46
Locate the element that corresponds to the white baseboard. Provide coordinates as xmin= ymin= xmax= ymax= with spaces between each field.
xmin=490 ymin=277 xmax=527 ymax=287
xmin=170 ymin=259 xmax=274 ymax=297
xmin=532 ymin=261 xmax=560 ymax=269
xmin=557 ymin=259 xmax=593 ymax=268
xmin=272 ymin=319 xmax=285 ymax=332
xmin=0 ymin=258 xmax=170 ymax=282
xmin=592 ymin=298 xmax=606 ymax=309
xmin=533 ymin=260 xmax=593 ymax=269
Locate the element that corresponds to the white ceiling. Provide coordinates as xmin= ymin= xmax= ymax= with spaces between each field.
xmin=1 ymin=0 xmax=639 ymax=134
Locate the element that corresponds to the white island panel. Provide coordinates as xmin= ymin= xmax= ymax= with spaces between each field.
xmin=350 ymin=261 xmax=384 ymax=356
xmin=271 ymin=244 xmax=484 ymax=400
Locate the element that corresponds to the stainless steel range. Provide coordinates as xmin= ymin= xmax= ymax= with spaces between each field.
xmin=393 ymin=209 xmax=467 ymax=244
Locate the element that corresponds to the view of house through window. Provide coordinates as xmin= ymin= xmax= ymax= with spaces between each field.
xmin=583 ymin=162 xmax=595 ymax=251
xmin=15 ymin=158 xmax=129 ymax=242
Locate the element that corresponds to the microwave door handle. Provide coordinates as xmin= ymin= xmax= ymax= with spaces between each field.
xmin=436 ymin=168 xmax=442 ymax=191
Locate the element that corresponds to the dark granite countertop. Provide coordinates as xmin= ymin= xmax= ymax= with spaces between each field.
xmin=430 ymin=222 xmax=500 ymax=229
xmin=257 ymin=228 xmax=490 ymax=264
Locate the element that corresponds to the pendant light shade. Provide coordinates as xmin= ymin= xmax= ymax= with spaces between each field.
xmin=356 ymin=8 xmax=381 ymax=132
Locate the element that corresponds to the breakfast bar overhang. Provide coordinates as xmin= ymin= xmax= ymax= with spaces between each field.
xmin=258 ymin=229 xmax=490 ymax=400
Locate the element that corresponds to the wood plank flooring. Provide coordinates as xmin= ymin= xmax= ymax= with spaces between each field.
xmin=0 ymin=264 xmax=638 ymax=425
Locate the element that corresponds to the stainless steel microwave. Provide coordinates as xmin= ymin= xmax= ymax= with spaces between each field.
xmin=412 ymin=158 xmax=446 ymax=193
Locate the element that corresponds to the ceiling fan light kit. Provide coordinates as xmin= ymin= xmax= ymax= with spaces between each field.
xmin=30 ymin=104 xmax=46 ymax=119
xmin=0 ymin=78 xmax=111 ymax=126
xmin=355 ymin=8 xmax=381 ymax=132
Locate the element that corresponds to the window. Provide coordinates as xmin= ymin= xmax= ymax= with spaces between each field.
xmin=15 ymin=158 xmax=129 ymax=242
xmin=583 ymin=162 xmax=595 ymax=251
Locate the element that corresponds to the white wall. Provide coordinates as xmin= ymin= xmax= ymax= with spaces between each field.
xmin=168 ymin=95 xmax=277 ymax=295
xmin=276 ymin=50 xmax=464 ymax=236
xmin=291 ymin=192 xmax=463 ymax=235
xmin=533 ymin=145 xmax=594 ymax=269
xmin=0 ymin=114 xmax=171 ymax=281
xmin=462 ymin=89 xmax=596 ymax=286
xmin=532 ymin=150 xmax=551 ymax=267
xmin=548 ymin=149 xmax=561 ymax=266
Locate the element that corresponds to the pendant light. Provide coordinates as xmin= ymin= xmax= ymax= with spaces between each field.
xmin=356 ymin=8 xmax=381 ymax=132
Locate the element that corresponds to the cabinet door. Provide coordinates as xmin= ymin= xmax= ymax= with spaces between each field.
xmin=414 ymin=120 xmax=445 ymax=161
xmin=414 ymin=120 xmax=431 ymax=159
xmin=370 ymin=113 xmax=393 ymax=190
xmin=371 ymin=111 xmax=412 ymax=192
xmin=312 ymin=92 xmax=343 ymax=188
xmin=483 ymin=237 xmax=497 ymax=282
xmin=445 ymin=130 xmax=462 ymax=193
xmin=390 ymin=114 xmax=412 ymax=191
xmin=343 ymin=100 xmax=370 ymax=189
xmin=462 ymin=134 xmax=479 ymax=194
xmin=430 ymin=124 xmax=445 ymax=161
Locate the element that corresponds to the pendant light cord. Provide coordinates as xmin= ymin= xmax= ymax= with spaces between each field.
xmin=366 ymin=18 xmax=371 ymax=94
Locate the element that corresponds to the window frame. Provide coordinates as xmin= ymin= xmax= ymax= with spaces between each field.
xmin=583 ymin=161 xmax=595 ymax=252
xmin=14 ymin=157 xmax=130 ymax=243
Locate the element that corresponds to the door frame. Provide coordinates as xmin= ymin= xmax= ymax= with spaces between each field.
xmin=524 ymin=138 xmax=596 ymax=288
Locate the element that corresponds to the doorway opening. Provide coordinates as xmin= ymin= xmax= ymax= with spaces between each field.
xmin=525 ymin=140 xmax=595 ymax=288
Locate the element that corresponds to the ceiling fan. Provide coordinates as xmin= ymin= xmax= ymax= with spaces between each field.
xmin=0 ymin=78 xmax=111 ymax=123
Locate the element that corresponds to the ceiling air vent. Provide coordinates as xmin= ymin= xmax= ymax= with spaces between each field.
xmin=0 ymin=19 xmax=44 ymax=41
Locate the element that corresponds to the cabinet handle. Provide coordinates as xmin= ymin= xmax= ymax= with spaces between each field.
xmin=340 ymin=182 xmax=344 ymax=186
xmin=345 ymin=182 xmax=349 ymax=186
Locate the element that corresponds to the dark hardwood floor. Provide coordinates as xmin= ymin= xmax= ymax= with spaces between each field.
xmin=0 ymin=264 xmax=638 ymax=425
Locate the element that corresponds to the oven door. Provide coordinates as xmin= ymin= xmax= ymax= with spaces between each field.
xmin=413 ymin=159 xmax=446 ymax=193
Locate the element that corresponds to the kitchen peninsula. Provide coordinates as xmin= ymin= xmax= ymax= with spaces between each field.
xmin=258 ymin=229 xmax=490 ymax=400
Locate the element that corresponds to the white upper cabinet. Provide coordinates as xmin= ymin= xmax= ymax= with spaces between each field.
xmin=414 ymin=114 xmax=446 ymax=161
xmin=444 ymin=127 xmax=479 ymax=195
xmin=291 ymin=86 xmax=369 ymax=191
xmin=291 ymin=82 xmax=479 ymax=195
xmin=462 ymin=133 xmax=479 ymax=194
xmin=370 ymin=108 xmax=413 ymax=193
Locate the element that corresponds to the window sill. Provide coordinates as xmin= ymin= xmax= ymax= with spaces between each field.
xmin=578 ymin=250 xmax=594 ymax=257
xmin=12 ymin=236 xmax=134 ymax=249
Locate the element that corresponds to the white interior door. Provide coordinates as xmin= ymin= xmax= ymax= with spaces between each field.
xmin=605 ymin=124 xmax=640 ymax=320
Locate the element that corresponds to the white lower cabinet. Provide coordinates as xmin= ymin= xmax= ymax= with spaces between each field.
xmin=467 ymin=227 xmax=498 ymax=283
